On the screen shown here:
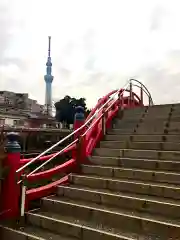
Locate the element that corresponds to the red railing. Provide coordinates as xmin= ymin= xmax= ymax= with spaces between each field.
xmin=2 ymin=79 xmax=153 ymax=219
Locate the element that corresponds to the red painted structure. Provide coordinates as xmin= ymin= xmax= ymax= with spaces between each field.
xmin=0 ymin=79 xmax=153 ymax=220
xmin=1 ymin=153 xmax=21 ymax=219
xmin=1 ymin=133 xmax=21 ymax=219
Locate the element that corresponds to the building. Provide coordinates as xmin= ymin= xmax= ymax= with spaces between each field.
xmin=0 ymin=90 xmax=53 ymax=127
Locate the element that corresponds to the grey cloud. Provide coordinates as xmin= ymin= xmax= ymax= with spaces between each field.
xmin=58 ymin=67 xmax=72 ymax=81
xmin=82 ymin=28 xmax=96 ymax=54
xmin=138 ymin=51 xmax=180 ymax=104
xmin=61 ymin=41 xmax=75 ymax=57
xmin=0 ymin=1 xmax=14 ymax=64
xmin=1 ymin=1 xmax=180 ymax=109
xmin=150 ymin=5 xmax=167 ymax=31
xmin=83 ymin=29 xmax=96 ymax=71
xmin=84 ymin=56 xmax=96 ymax=71
xmin=0 ymin=0 xmax=28 ymax=93
xmin=81 ymin=72 xmax=106 ymax=86
xmin=55 ymin=29 xmax=98 ymax=88
xmin=2 ymin=58 xmax=27 ymax=69
xmin=0 ymin=76 xmax=24 ymax=92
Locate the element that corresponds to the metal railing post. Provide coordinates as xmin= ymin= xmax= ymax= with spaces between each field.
xmin=118 ymin=92 xmax=122 ymax=106
xmin=149 ymin=96 xmax=151 ymax=106
xmin=140 ymin=85 xmax=143 ymax=105
xmin=102 ymin=108 xmax=106 ymax=135
xmin=129 ymin=81 xmax=133 ymax=106
xmin=20 ymin=174 xmax=27 ymax=218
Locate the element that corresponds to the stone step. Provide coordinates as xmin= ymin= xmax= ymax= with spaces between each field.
xmin=0 ymin=224 xmax=74 ymax=240
xmin=171 ymin=116 xmax=180 ymax=122
xmin=123 ymin=107 xmax=146 ymax=114
xmin=81 ymin=165 xmax=180 ymax=185
xmin=106 ymin=134 xmax=163 ymax=142
xmin=171 ymin=112 xmax=180 ymax=116
xmin=105 ymin=134 xmax=180 ymax=143
xmin=144 ymin=114 xmax=170 ymax=120
xmin=114 ymin=122 xmax=138 ymax=129
xmin=171 ymin=103 xmax=180 ymax=109
xmin=56 ymin=185 xmax=180 ymax=219
xmin=100 ymin=141 xmax=127 ymax=149
xmin=118 ymin=121 xmax=167 ymax=129
xmin=135 ymin=127 xmax=165 ymax=134
xmin=171 ymin=107 xmax=180 ymax=113
xmin=58 ymin=184 xmax=180 ymax=205
xmin=70 ymin=174 xmax=180 ymax=200
xmin=138 ymin=121 xmax=167 ymax=128
xmin=147 ymin=106 xmax=171 ymax=112
xmin=41 ymin=196 xmax=180 ymax=238
xmin=148 ymin=103 xmax=172 ymax=109
xmin=161 ymin=115 xmax=180 ymax=122
xmin=90 ymin=156 xmax=180 ymax=171
xmin=108 ymin=129 xmax=165 ymax=135
xmin=142 ymin=114 xmax=180 ymax=123
xmin=94 ymin=148 xmax=180 ymax=160
xmin=168 ymin=122 xmax=180 ymax=133
xmin=105 ymin=134 xmax=130 ymax=141
xmin=113 ymin=126 xmax=137 ymax=131
xmin=27 ymin=210 xmax=145 ymax=240
xmin=121 ymin=111 xmax=143 ymax=116
xmin=108 ymin=129 xmax=137 ymax=134
xmin=123 ymin=113 xmax=143 ymax=118
xmin=145 ymin=111 xmax=170 ymax=117
xmin=140 ymin=116 xmax=168 ymax=122
xmin=123 ymin=110 xmax=146 ymax=116
xmin=100 ymin=141 xmax=180 ymax=151
xmin=115 ymin=118 xmax=140 ymax=124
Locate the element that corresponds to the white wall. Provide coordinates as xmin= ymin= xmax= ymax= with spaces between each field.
xmin=0 ymin=113 xmax=25 ymax=126
xmin=4 ymin=118 xmax=14 ymax=125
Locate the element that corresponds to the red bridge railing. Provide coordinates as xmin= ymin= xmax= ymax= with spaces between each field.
xmin=0 ymin=79 xmax=153 ymax=220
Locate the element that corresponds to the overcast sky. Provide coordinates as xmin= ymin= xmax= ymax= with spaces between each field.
xmin=1 ymin=0 xmax=180 ymax=107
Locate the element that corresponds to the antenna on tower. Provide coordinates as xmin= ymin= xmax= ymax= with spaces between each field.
xmin=48 ymin=36 xmax=51 ymax=58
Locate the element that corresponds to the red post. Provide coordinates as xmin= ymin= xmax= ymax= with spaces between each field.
xmin=77 ymin=135 xmax=86 ymax=164
xmin=73 ymin=106 xmax=85 ymax=138
xmin=73 ymin=106 xmax=85 ymax=161
xmin=1 ymin=132 xmax=21 ymax=220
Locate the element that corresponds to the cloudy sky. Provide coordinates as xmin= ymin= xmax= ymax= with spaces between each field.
xmin=1 ymin=0 xmax=180 ymax=108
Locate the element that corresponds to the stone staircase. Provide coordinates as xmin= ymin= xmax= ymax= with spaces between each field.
xmin=2 ymin=104 xmax=180 ymax=239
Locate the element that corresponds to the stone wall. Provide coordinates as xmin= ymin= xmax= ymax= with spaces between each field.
xmin=0 ymin=128 xmax=72 ymax=153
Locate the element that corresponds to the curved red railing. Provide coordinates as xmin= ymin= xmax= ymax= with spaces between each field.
xmin=19 ymin=91 xmax=116 ymax=165
xmin=20 ymin=145 xmax=75 ymax=165
xmin=19 ymin=89 xmax=146 ymax=165
xmin=15 ymin=79 xmax=153 ymax=212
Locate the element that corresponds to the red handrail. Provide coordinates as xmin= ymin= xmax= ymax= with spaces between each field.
xmin=22 ymin=81 xmax=151 ymax=177
xmin=19 ymin=91 xmax=120 ymax=164
xmin=19 ymin=81 xmax=151 ymax=166
xmin=16 ymin=79 xmax=153 ymax=212
xmin=20 ymin=145 xmax=75 ymax=165
xmin=17 ymin=88 xmax=123 ymax=172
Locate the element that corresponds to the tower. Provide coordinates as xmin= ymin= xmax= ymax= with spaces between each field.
xmin=44 ymin=36 xmax=54 ymax=115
